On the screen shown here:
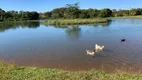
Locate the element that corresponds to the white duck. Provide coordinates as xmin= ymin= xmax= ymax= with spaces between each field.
xmin=95 ymin=44 xmax=104 ymax=52
xmin=86 ymin=50 xmax=95 ymax=56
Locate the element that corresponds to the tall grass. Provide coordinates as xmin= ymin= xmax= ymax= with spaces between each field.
xmin=42 ymin=18 xmax=110 ymax=26
xmin=0 ymin=62 xmax=142 ymax=80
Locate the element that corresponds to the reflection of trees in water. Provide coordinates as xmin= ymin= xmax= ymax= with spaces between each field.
xmin=20 ymin=22 xmax=40 ymax=28
xmin=45 ymin=25 xmax=81 ymax=39
xmin=101 ymin=21 xmax=112 ymax=27
xmin=53 ymin=25 xmax=68 ymax=28
xmin=51 ymin=21 xmax=112 ymax=39
xmin=0 ymin=21 xmax=40 ymax=32
xmin=45 ymin=25 xmax=69 ymax=29
xmin=65 ymin=26 xmax=81 ymax=39
xmin=92 ymin=21 xmax=112 ymax=27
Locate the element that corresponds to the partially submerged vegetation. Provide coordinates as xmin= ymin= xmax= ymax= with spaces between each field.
xmin=0 ymin=62 xmax=142 ymax=80
xmin=42 ymin=18 xmax=109 ymax=26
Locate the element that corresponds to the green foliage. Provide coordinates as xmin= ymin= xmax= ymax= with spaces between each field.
xmin=40 ymin=3 xmax=142 ymax=19
xmin=65 ymin=2 xmax=80 ymax=18
xmin=44 ymin=12 xmax=52 ymax=19
xmin=1 ymin=3 xmax=142 ymax=21
xmin=79 ymin=10 xmax=89 ymax=18
xmin=0 ymin=62 xmax=142 ymax=80
xmin=0 ymin=8 xmax=5 ymax=21
xmin=0 ymin=9 xmax=39 ymax=21
xmin=112 ymin=8 xmax=142 ymax=17
xmin=42 ymin=18 xmax=109 ymax=26
xmin=98 ymin=8 xmax=112 ymax=17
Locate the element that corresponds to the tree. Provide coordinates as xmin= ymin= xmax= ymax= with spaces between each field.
xmin=129 ymin=10 xmax=136 ymax=16
xmin=44 ymin=12 xmax=52 ymax=19
xmin=1 ymin=3 xmax=142 ymax=21
xmin=131 ymin=8 xmax=142 ymax=15
xmin=29 ymin=12 xmax=39 ymax=20
xmin=98 ymin=8 xmax=112 ymax=17
xmin=65 ymin=2 xmax=80 ymax=18
xmin=51 ymin=8 xmax=64 ymax=19
xmin=7 ymin=10 xmax=19 ymax=21
xmin=0 ymin=8 xmax=5 ymax=21
xmin=79 ymin=9 xmax=89 ymax=18
xmin=112 ymin=9 xmax=117 ymax=17
xmin=86 ymin=8 xmax=99 ymax=18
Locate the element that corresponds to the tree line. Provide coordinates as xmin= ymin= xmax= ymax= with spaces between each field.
xmin=41 ymin=3 xmax=142 ymax=19
xmin=0 ymin=9 xmax=39 ymax=21
xmin=1 ymin=3 xmax=142 ymax=21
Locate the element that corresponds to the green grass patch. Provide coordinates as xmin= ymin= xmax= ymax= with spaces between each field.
xmin=0 ymin=62 xmax=142 ymax=80
xmin=42 ymin=18 xmax=110 ymax=26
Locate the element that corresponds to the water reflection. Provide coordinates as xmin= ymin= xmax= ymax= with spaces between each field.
xmin=0 ymin=21 xmax=40 ymax=32
xmin=1 ymin=19 xmax=142 ymax=72
xmin=92 ymin=22 xmax=112 ymax=27
xmin=65 ymin=26 xmax=81 ymax=39
xmin=0 ymin=21 xmax=112 ymax=33
xmin=53 ymin=25 xmax=68 ymax=28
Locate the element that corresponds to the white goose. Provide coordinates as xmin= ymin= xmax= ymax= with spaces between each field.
xmin=86 ymin=50 xmax=95 ymax=56
xmin=95 ymin=44 xmax=104 ymax=52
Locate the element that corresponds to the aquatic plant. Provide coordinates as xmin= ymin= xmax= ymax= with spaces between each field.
xmin=42 ymin=18 xmax=110 ymax=26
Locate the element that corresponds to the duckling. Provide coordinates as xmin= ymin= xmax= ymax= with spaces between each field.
xmin=86 ymin=50 xmax=95 ymax=56
xmin=95 ymin=44 xmax=104 ymax=52
xmin=121 ymin=39 xmax=126 ymax=42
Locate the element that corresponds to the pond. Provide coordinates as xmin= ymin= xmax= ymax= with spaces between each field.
xmin=0 ymin=19 xmax=142 ymax=73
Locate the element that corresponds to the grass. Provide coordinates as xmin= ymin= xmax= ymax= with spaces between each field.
xmin=42 ymin=18 xmax=110 ymax=26
xmin=114 ymin=15 xmax=142 ymax=19
xmin=0 ymin=62 xmax=142 ymax=80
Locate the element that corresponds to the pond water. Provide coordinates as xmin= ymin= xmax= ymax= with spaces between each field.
xmin=0 ymin=19 xmax=142 ymax=73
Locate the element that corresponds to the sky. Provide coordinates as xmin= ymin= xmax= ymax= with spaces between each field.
xmin=0 ymin=0 xmax=142 ymax=12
